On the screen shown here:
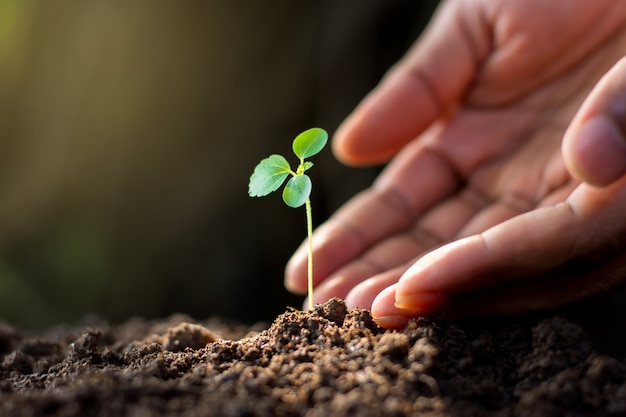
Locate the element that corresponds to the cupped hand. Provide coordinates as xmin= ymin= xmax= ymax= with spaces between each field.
xmin=285 ymin=0 xmax=626 ymax=328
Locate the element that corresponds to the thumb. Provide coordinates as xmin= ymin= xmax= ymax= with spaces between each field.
xmin=563 ymin=57 xmax=626 ymax=186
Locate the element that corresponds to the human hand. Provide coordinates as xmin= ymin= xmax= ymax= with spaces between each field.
xmin=285 ymin=0 xmax=626 ymax=328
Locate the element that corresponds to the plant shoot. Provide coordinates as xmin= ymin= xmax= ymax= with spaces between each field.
xmin=248 ymin=127 xmax=328 ymax=310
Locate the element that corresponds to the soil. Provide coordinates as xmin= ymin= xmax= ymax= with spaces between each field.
xmin=1 ymin=298 xmax=626 ymax=417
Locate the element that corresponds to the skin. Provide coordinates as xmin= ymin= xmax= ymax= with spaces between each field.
xmin=285 ymin=0 xmax=626 ymax=329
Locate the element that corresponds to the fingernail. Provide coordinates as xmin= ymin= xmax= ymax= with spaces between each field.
xmin=394 ymin=292 xmax=447 ymax=312
xmin=373 ymin=315 xmax=411 ymax=330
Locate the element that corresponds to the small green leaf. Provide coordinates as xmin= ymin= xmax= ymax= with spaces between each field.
xmin=292 ymin=128 xmax=328 ymax=160
xmin=282 ymin=174 xmax=312 ymax=208
xmin=248 ymin=154 xmax=291 ymax=197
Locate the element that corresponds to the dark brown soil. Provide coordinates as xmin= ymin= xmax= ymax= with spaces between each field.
xmin=1 ymin=298 xmax=625 ymax=417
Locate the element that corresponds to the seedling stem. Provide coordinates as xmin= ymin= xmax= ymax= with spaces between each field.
xmin=305 ymin=198 xmax=314 ymax=311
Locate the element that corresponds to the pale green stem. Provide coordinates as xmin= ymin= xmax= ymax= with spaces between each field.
xmin=305 ymin=198 xmax=314 ymax=311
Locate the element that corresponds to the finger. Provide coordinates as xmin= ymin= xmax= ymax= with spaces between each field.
xmin=563 ymin=57 xmax=626 ymax=186
xmin=438 ymin=254 xmax=626 ymax=318
xmin=371 ymin=284 xmax=447 ymax=330
xmin=345 ymin=266 xmax=407 ymax=310
xmin=393 ymin=175 xmax=626 ymax=311
xmin=371 ymin=252 xmax=626 ymax=328
xmin=303 ymin=264 xmax=406 ymax=310
xmin=332 ymin=1 xmax=489 ymax=166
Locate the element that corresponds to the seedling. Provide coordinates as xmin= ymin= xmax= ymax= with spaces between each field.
xmin=248 ymin=127 xmax=328 ymax=311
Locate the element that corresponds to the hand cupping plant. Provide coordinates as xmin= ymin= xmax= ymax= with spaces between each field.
xmin=248 ymin=127 xmax=328 ymax=310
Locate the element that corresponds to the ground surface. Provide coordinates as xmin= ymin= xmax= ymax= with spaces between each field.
xmin=1 ymin=298 xmax=626 ymax=417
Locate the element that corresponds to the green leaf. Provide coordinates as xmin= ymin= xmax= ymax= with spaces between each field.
xmin=248 ymin=154 xmax=291 ymax=197
xmin=292 ymin=128 xmax=328 ymax=160
xmin=282 ymin=174 xmax=312 ymax=208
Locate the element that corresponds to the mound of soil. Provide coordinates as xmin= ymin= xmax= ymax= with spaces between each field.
xmin=1 ymin=298 xmax=625 ymax=416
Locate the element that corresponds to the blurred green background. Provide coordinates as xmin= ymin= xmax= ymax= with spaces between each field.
xmin=0 ymin=1 xmax=439 ymax=329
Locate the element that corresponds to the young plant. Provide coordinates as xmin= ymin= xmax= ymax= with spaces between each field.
xmin=248 ymin=127 xmax=328 ymax=311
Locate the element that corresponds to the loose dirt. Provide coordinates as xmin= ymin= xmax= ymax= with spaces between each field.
xmin=1 ymin=298 xmax=625 ymax=416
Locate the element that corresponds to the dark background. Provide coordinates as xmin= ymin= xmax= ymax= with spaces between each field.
xmin=0 ymin=1 xmax=439 ymax=329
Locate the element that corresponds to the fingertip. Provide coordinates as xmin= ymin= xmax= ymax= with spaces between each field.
xmin=284 ymin=280 xmax=306 ymax=295
xmin=332 ymin=64 xmax=444 ymax=167
xmin=284 ymin=250 xmax=308 ymax=295
xmin=395 ymin=257 xmax=448 ymax=313
xmin=344 ymin=285 xmax=373 ymax=310
xmin=371 ymin=285 xmax=409 ymax=329
xmin=345 ymin=268 xmax=405 ymax=310
xmin=371 ymin=284 xmax=425 ymax=330
xmin=370 ymin=284 xmax=400 ymax=316
xmin=331 ymin=95 xmax=397 ymax=167
xmin=331 ymin=110 xmax=364 ymax=167
xmin=563 ymin=114 xmax=626 ymax=186
xmin=395 ymin=243 xmax=454 ymax=294
xmin=563 ymin=58 xmax=626 ymax=187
